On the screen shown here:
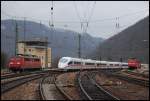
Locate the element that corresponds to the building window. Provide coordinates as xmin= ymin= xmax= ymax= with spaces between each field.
xmin=29 ymin=49 xmax=31 ymax=52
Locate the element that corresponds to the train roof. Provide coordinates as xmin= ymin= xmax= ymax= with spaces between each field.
xmin=122 ymin=62 xmax=128 ymax=64
xmin=61 ymin=57 xmax=96 ymax=63
xmin=84 ymin=59 xmax=96 ymax=63
xmin=61 ymin=57 xmax=83 ymax=62
xmin=108 ymin=61 xmax=121 ymax=64
xmin=95 ymin=61 xmax=107 ymax=63
xmin=11 ymin=56 xmax=40 ymax=59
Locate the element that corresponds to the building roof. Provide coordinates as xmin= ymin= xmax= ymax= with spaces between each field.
xmin=26 ymin=45 xmax=46 ymax=49
xmin=18 ymin=37 xmax=49 ymax=43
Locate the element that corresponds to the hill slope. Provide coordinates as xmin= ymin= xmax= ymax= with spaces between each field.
xmin=91 ymin=16 xmax=149 ymax=63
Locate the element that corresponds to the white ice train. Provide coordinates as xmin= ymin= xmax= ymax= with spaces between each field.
xmin=58 ymin=57 xmax=128 ymax=69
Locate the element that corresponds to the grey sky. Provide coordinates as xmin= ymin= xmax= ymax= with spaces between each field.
xmin=1 ymin=1 xmax=149 ymax=39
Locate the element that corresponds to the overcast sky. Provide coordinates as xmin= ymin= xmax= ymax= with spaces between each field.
xmin=1 ymin=1 xmax=149 ymax=39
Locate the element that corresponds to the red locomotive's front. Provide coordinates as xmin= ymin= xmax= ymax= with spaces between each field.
xmin=8 ymin=57 xmax=23 ymax=71
xmin=128 ymin=58 xmax=141 ymax=69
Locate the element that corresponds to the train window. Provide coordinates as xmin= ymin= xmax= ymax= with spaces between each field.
xmin=110 ymin=64 xmax=113 ymax=66
xmin=34 ymin=59 xmax=40 ymax=62
xmin=97 ymin=64 xmax=100 ymax=66
xmin=122 ymin=64 xmax=128 ymax=66
xmin=85 ymin=63 xmax=94 ymax=65
xmin=74 ymin=62 xmax=81 ymax=64
xmin=115 ymin=64 xmax=119 ymax=66
xmin=68 ymin=61 xmax=73 ymax=65
xmin=24 ymin=58 xmax=31 ymax=61
xmin=100 ymin=63 xmax=106 ymax=66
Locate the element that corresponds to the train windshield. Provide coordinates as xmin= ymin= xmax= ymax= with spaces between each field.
xmin=60 ymin=58 xmax=68 ymax=63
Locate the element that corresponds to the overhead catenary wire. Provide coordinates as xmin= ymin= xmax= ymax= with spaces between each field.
xmin=85 ymin=1 xmax=96 ymax=33
xmin=73 ymin=1 xmax=82 ymax=24
xmin=1 ymin=6 xmax=148 ymax=39
xmin=1 ymin=8 xmax=148 ymax=24
xmin=1 ymin=11 xmax=148 ymax=32
xmin=90 ymin=8 xmax=149 ymax=23
xmin=87 ymin=1 xmax=96 ymax=24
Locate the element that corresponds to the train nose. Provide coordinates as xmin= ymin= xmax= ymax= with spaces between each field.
xmin=58 ymin=63 xmax=66 ymax=68
xmin=58 ymin=63 xmax=63 ymax=68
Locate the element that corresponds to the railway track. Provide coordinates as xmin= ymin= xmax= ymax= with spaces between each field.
xmin=1 ymin=71 xmax=49 ymax=94
xmin=39 ymin=72 xmax=69 ymax=100
xmin=1 ymin=70 xmax=51 ymax=80
xmin=1 ymin=69 xmax=68 ymax=100
xmin=106 ymin=72 xmax=149 ymax=87
xmin=123 ymin=70 xmax=149 ymax=78
xmin=1 ymin=72 xmax=16 ymax=79
xmin=77 ymin=71 xmax=119 ymax=100
xmin=39 ymin=74 xmax=50 ymax=100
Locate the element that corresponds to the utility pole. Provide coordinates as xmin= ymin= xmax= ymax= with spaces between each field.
xmin=40 ymin=21 xmax=42 ymax=32
xmin=45 ymin=37 xmax=48 ymax=68
xmin=49 ymin=1 xmax=54 ymax=68
xmin=120 ymin=57 xmax=123 ymax=68
xmin=15 ymin=20 xmax=18 ymax=56
xmin=78 ymin=33 xmax=81 ymax=58
xmin=24 ymin=17 xmax=26 ymax=55
xmin=50 ymin=1 xmax=54 ymax=27
xmin=116 ymin=17 xmax=120 ymax=34
xmin=100 ymin=56 xmax=101 ymax=61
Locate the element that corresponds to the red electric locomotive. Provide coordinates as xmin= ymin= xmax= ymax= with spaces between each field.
xmin=128 ymin=58 xmax=141 ymax=69
xmin=8 ymin=54 xmax=41 ymax=72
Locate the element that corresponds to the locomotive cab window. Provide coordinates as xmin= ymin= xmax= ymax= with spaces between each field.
xmin=60 ymin=58 xmax=68 ymax=63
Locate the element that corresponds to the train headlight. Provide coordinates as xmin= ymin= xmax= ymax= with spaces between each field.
xmin=10 ymin=62 xmax=14 ymax=64
xmin=17 ymin=62 xmax=21 ymax=64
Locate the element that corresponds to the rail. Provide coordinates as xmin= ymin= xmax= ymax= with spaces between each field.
xmin=54 ymin=78 xmax=73 ymax=100
xmin=39 ymin=72 xmax=72 ymax=100
xmin=123 ymin=70 xmax=149 ymax=78
xmin=1 ymin=70 xmax=50 ymax=80
xmin=1 ymin=72 xmax=47 ymax=93
xmin=107 ymin=72 xmax=149 ymax=87
xmin=39 ymin=75 xmax=48 ymax=100
xmin=77 ymin=71 xmax=119 ymax=100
